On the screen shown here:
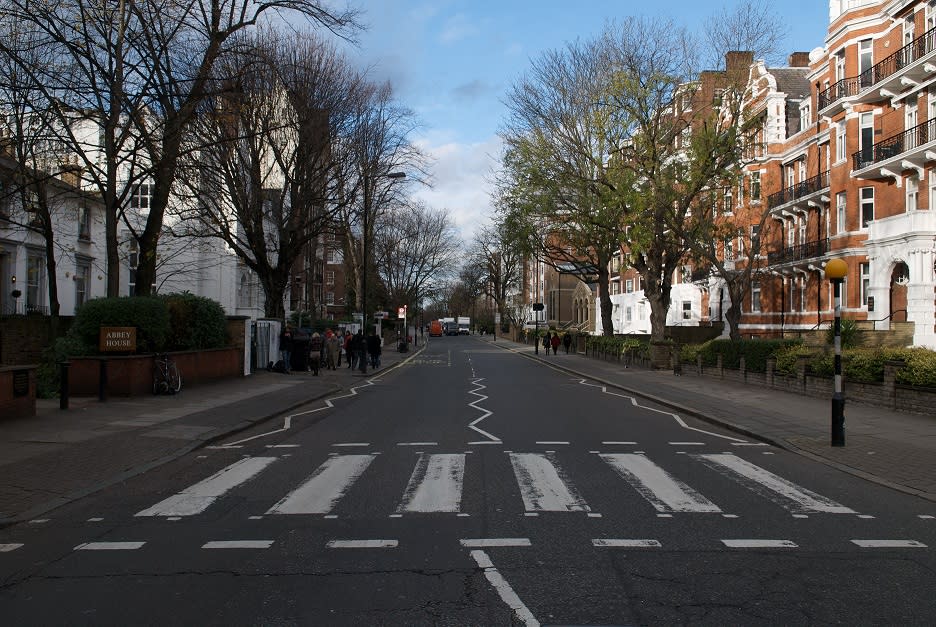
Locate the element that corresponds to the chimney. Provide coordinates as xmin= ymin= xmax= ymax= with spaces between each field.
xmin=725 ymin=51 xmax=754 ymax=74
xmin=788 ymin=52 xmax=810 ymax=67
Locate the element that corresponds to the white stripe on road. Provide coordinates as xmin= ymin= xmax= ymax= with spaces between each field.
xmin=202 ymin=540 xmax=274 ymax=549
xmin=592 ymin=539 xmax=661 ymax=548
xmin=75 ymin=542 xmax=145 ymax=551
xmin=398 ymin=454 xmax=465 ymax=513
xmin=602 ymin=441 xmax=637 ymax=445
xmin=327 ymin=539 xmax=398 ymax=548
xmin=721 ymin=539 xmax=798 ymax=548
xmin=268 ymin=455 xmax=375 ymax=515
xmin=669 ymin=442 xmax=705 ymax=446
xmin=698 ymin=454 xmax=855 ymax=514
xmin=460 ymin=538 xmax=531 ymax=548
xmin=0 ymin=544 xmax=24 ymax=552
xmin=265 ymin=444 xmax=300 ymax=448
xmin=470 ymin=550 xmax=540 ymax=627
xmin=509 ymin=453 xmax=590 ymax=512
xmin=332 ymin=443 xmax=370 ymax=447
xmin=851 ymin=540 xmax=927 ymax=548
xmin=600 ymin=453 xmax=721 ymax=513
xmin=397 ymin=442 xmax=439 ymax=446
xmin=136 ymin=456 xmax=278 ymax=517
xmin=535 ymin=441 xmax=569 ymax=445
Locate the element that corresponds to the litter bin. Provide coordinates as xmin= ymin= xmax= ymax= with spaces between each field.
xmin=291 ymin=332 xmax=310 ymax=371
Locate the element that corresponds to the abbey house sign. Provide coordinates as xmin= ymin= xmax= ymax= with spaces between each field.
xmin=99 ymin=326 xmax=137 ymax=353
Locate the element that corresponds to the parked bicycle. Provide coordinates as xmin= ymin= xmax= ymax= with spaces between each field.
xmin=153 ymin=353 xmax=182 ymax=395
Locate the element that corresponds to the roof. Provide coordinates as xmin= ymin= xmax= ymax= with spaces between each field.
xmin=769 ymin=67 xmax=811 ymax=99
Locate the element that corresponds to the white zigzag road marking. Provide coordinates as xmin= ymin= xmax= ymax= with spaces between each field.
xmin=468 ymin=377 xmax=500 ymax=442
xmin=572 ymin=378 xmax=747 ymax=443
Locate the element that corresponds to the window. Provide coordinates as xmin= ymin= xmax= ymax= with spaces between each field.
xmin=930 ymin=169 xmax=936 ymax=211
xmin=798 ymin=216 xmax=806 ymax=247
xmin=724 ymin=238 xmax=734 ymax=261
xmin=680 ymin=266 xmax=691 ymax=283
xmin=78 ymin=206 xmax=91 ymax=240
xmin=682 ymin=301 xmax=692 ymax=320
xmin=860 ymin=187 xmax=874 ymax=228
xmin=737 ymin=230 xmax=745 ymax=257
xmin=74 ymin=262 xmax=90 ymax=308
xmin=751 ymin=282 xmax=761 ymax=312
xmin=799 ymin=100 xmax=811 ymax=132
xmin=625 ymin=306 xmax=632 ymax=323
xmin=906 ymin=175 xmax=919 ymax=212
xmin=860 ymin=262 xmax=870 ymax=307
xmin=832 ymin=276 xmax=849 ymax=309
xmin=750 ymin=224 xmax=760 ymax=252
xmin=625 ymin=279 xmax=633 ymax=293
xmin=27 ymin=252 xmax=43 ymax=312
xmin=129 ymin=183 xmax=151 ymax=211
xmin=835 ymin=121 xmax=846 ymax=162
xmin=325 ymin=291 xmax=335 ymax=305
xmin=929 ymin=1 xmax=936 ymax=31
xmin=835 ymin=50 xmax=846 ymax=82
xmin=750 ymin=171 xmax=761 ymax=201
xmin=325 ymin=270 xmax=335 ymax=285
xmin=836 ymin=192 xmax=847 ymax=234
xmin=799 ymin=276 xmax=806 ymax=313
xmin=790 ymin=276 xmax=801 ymax=312
xmin=722 ymin=187 xmax=732 ymax=214
xmin=904 ymin=14 xmax=915 ymax=47
xmin=128 ymin=239 xmax=138 ymax=296
xmin=859 ymin=113 xmax=874 ymax=165
xmin=859 ymin=39 xmax=873 ymax=83
xmin=327 ymin=249 xmax=342 ymax=264
xmin=25 ymin=190 xmax=41 ymax=227
xmin=906 ymin=97 xmax=918 ymax=130
xmin=0 ymin=180 xmax=9 ymax=220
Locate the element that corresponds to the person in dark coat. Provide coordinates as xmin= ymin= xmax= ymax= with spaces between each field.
xmin=366 ymin=330 xmax=382 ymax=369
xmin=550 ymin=332 xmax=560 ymax=355
xmin=309 ymin=332 xmax=323 ymax=376
xmin=350 ymin=330 xmax=365 ymax=370
xmin=562 ymin=333 xmax=572 ymax=354
xmin=279 ymin=324 xmax=293 ymax=373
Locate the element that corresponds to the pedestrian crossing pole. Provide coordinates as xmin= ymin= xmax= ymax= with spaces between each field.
xmin=825 ymin=259 xmax=847 ymax=447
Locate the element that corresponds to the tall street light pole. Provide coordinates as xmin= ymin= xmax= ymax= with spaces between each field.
xmin=825 ymin=258 xmax=847 ymax=447
xmin=360 ymin=170 xmax=406 ymax=375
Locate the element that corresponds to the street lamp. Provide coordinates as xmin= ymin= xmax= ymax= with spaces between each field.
xmin=360 ymin=170 xmax=406 ymax=374
xmin=825 ymin=258 xmax=848 ymax=447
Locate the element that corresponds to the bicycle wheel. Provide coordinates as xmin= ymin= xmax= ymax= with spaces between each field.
xmin=153 ymin=365 xmax=167 ymax=395
xmin=167 ymin=362 xmax=182 ymax=394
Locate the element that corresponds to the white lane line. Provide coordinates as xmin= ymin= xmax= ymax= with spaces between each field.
xmin=75 ymin=542 xmax=146 ymax=551
xmin=468 ymin=377 xmax=501 ymax=442
xmin=732 ymin=442 xmax=768 ymax=447
xmin=600 ymin=453 xmax=721 ymax=513
xmin=0 ymin=544 xmax=24 ymax=552
xmin=202 ymin=540 xmax=274 ymax=549
xmin=535 ymin=441 xmax=569 ymax=445
xmin=398 ymin=454 xmax=465 ymax=513
xmin=460 ymin=538 xmax=532 ymax=548
xmin=206 ymin=445 xmax=243 ymax=449
xmin=136 ymin=456 xmax=278 ymax=517
xmin=669 ymin=442 xmax=705 ymax=446
xmin=602 ymin=441 xmax=637 ymax=445
xmin=697 ymin=454 xmax=856 ymax=514
xmin=327 ymin=539 xmax=398 ymax=549
xmin=592 ymin=539 xmax=661 ymax=548
xmin=397 ymin=442 xmax=439 ymax=446
xmin=509 ymin=453 xmax=590 ymax=513
xmin=87 ymin=517 xmax=104 ymax=522
xmin=266 ymin=444 xmax=300 ymax=448
xmin=722 ymin=539 xmax=798 ymax=548
xmin=919 ymin=515 xmax=935 ymax=520
xmin=268 ymin=454 xmax=375 ymax=515
xmin=333 ymin=443 xmax=370 ymax=447
xmin=468 ymin=441 xmax=502 ymax=445
xmin=28 ymin=519 xmax=49 ymax=524
xmin=851 ymin=540 xmax=927 ymax=548
xmin=470 ymin=549 xmax=540 ymax=627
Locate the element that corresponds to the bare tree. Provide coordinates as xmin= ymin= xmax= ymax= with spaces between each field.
xmin=467 ymin=218 xmax=524 ymax=332
xmin=702 ymin=0 xmax=788 ymax=69
xmin=372 ymin=201 xmax=460 ymax=312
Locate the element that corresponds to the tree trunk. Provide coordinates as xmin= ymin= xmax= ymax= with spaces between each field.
xmin=725 ymin=280 xmax=744 ymax=341
xmin=597 ymin=264 xmax=614 ymax=336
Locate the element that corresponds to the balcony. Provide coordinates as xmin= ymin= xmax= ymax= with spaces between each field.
xmin=766 ymin=170 xmax=830 ymax=213
xmin=851 ymin=117 xmax=936 ymax=178
xmin=766 ymin=238 xmax=829 ymax=266
xmin=819 ymin=26 xmax=936 ymax=116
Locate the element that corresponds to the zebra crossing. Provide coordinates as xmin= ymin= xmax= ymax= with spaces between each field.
xmin=134 ymin=449 xmax=861 ymax=520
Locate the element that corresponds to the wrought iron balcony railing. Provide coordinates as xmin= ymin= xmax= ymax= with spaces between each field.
xmin=852 ymin=117 xmax=936 ymax=170
xmin=818 ymin=77 xmax=862 ymax=110
xmin=766 ymin=238 xmax=829 ymax=266
xmin=766 ymin=170 xmax=830 ymax=210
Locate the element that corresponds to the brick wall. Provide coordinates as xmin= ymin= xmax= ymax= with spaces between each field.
xmin=0 ymin=317 xmax=73 ymax=366
xmin=0 ymin=366 xmax=36 ymax=419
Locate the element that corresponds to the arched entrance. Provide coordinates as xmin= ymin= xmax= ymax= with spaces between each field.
xmin=889 ymin=261 xmax=909 ymax=322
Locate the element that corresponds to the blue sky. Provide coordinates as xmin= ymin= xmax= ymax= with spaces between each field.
xmin=334 ymin=1 xmax=833 ymax=240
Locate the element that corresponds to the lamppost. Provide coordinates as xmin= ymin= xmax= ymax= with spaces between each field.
xmin=825 ymin=258 xmax=847 ymax=447
xmin=360 ymin=170 xmax=406 ymax=374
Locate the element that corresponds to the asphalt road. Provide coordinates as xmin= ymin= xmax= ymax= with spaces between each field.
xmin=1 ymin=335 xmax=935 ymax=625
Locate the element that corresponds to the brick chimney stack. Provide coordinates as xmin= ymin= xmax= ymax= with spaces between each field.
xmin=788 ymin=52 xmax=811 ymax=67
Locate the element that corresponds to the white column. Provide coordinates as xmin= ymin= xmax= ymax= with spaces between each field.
xmin=908 ymin=248 xmax=936 ymax=348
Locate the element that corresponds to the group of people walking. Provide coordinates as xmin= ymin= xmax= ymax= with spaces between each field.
xmin=541 ymin=331 xmax=572 ymax=356
xmin=279 ymin=325 xmax=382 ymax=376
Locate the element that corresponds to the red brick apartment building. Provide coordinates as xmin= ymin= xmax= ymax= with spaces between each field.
xmin=731 ymin=0 xmax=935 ymax=348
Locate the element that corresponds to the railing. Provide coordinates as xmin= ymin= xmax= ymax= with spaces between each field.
xmin=859 ymin=25 xmax=936 ymax=89
xmin=766 ymin=170 xmax=830 ymax=210
xmin=852 ymin=117 xmax=936 ymax=170
xmin=819 ymin=25 xmax=936 ymax=110
xmin=766 ymin=238 xmax=829 ymax=266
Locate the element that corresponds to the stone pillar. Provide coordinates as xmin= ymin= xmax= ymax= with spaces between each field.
xmin=907 ymin=246 xmax=936 ymax=348
xmin=739 ymin=355 xmax=746 ymax=381
xmin=883 ymin=359 xmax=905 ymax=409
xmin=766 ymin=357 xmax=776 ymax=387
xmin=796 ymin=355 xmax=809 ymax=391
xmin=697 ymin=354 xmax=703 ymax=376
xmin=717 ymin=353 xmax=724 ymax=378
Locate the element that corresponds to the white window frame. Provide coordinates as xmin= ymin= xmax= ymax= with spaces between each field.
xmin=905 ymin=14 xmax=915 ymax=47
xmin=860 ymin=262 xmax=870 ymax=307
xmin=750 ymin=171 xmax=761 ymax=202
xmin=860 ymin=187 xmax=874 ymax=229
xmin=625 ymin=278 xmax=633 ymax=293
xmin=799 ymin=100 xmax=811 ymax=133
xmin=930 ymin=169 xmax=936 ymax=211
xmin=906 ymin=97 xmax=918 ymax=130
xmin=325 ymin=270 xmax=335 ymax=286
xmin=906 ymin=175 xmax=919 ymax=212
xmin=859 ymin=39 xmax=873 ymax=79
xmin=682 ymin=301 xmax=692 ymax=320
xmin=129 ymin=183 xmax=151 ymax=211
xmin=325 ymin=291 xmax=335 ymax=305
xmin=836 ymin=191 xmax=847 ymax=234
xmin=26 ymin=251 xmax=44 ymax=311
xmin=751 ymin=282 xmax=761 ymax=312
xmin=835 ymin=121 xmax=846 ymax=163
xmin=74 ymin=261 xmax=90 ymax=308
xmin=78 ymin=206 xmax=91 ymax=240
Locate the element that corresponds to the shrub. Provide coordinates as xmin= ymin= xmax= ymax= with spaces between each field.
xmin=773 ymin=344 xmax=817 ymax=376
xmin=162 ymin=292 xmax=227 ymax=350
xmin=895 ymin=348 xmax=936 ymax=388
xmin=67 ymin=296 xmax=169 ymax=354
xmin=825 ymin=318 xmax=861 ymax=349
xmin=695 ymin=338 xmax=802 ymax=372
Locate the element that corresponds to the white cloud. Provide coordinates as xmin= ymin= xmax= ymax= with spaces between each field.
xmin=439 ymin=13 xmax=479 ymax=44
xmin=413 ymin=134 xmax=503 ymax=243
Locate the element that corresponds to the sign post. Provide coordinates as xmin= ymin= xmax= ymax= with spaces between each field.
xmin=532 ymin=303 xmax=544 ymax=354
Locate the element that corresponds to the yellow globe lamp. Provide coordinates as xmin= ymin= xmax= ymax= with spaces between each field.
xmin=824 ymin=258 xmax=848 ymax=281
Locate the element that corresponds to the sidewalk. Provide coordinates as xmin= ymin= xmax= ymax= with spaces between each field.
xmin=486 ymin=336 xmax=936 ymax=504
xmin=0 ymin=345 xmax=416 ymax=526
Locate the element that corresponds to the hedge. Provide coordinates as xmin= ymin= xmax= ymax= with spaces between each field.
xmin=692 ymin=338 xmax=802 ymax=373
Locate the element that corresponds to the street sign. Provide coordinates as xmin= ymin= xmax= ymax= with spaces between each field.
xmin=398 ymin=306 xmax=407 ymax=319
xmin=374 ymin=311 xmax=388 ymax=319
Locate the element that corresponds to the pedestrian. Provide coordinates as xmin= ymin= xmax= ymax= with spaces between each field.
xmin=344 ymin=331 xmax=354 ymax=369
xmin=279 ymin=323 xmax=293 ymax=373
xmin=309 ymin=332 xmax=323 ymax=376
xmin=542 ymin=333 xmax=549 ymax=355
xmin=325 ymin=329 xmax=340 ymax=370
xmin=351 ymin=330 xmax=365 ymax=370
xmin=562 ymin=332 xmax=572 ymax=354
xmin=550 ymin=332 xmax=560 ymax=355
xmin=366 ymin=329 xmax=382 ymax=369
